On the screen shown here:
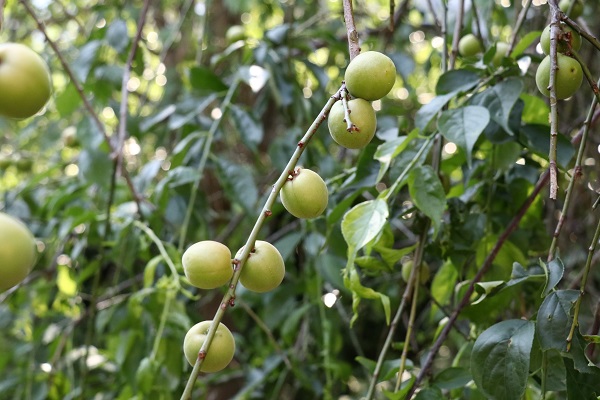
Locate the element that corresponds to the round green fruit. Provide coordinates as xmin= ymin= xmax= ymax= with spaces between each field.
xmin=182 ymin=240 xmax=233 ymax=289
xmin=183 ymin=320 xmax=235 ymax=372
xmin=281 ymin=167 xmax=328 ymax=219
xmin=0 ymin=43 xmax=52 ymax=119
xmin=0 ymin=212 xmax=36 ymax=292
xmin=540 ymin=23 xmax=581 ymax=55
xmin=344 ymin=51 xmax=396 ymax=101
xmin=458 ymin=33 xmax=483 ymax=57
xmin=236 ymin=240 xmax=285 ymax=293
xmin=328 ymin=98 xmax=377 ymax=149
xmin=401 ymin=260 xmax=430 ymax=285
xmin=491 ymin=42 xmax=510 ymax=66
xmin=559 ymin=0 xmax=583 ymax=19
xmin=536 ymin=54 xmax=582 ymax=99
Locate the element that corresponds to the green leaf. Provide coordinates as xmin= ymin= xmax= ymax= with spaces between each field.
xmin=471 ymin=319 xmax=535 ymax=400
xmin=55 ymin=83 xmax=82 ymax=116
xmin=408 ymin=165 xmax=445 ymax=234
xmin=72 ymin=40 xmax=102 ymax=82
xmin=436 ymin=69 xmax=481 ymax=94
xmin=143 ymin=256 xmax=162 ymax=288
xmin=341 ymin=199 xmax=389 ymax=252
xmin=541 ymin=258 xmax=565 ymax=297
xmin=374 ymin=136 xmax=407 ymax=183
xmin=189 ymin=66 xmax=228 ymax=92
xmin=56 ymin=265 xmax=77 ymax=296
xmin=431 ymin=261 xmax=458 ymax=306
xmin=345 ymin=267 xmax=391 ymax=325
xmin=536 ymin=289 xmax=579 ymax=351
xmin=229 ymin=104 xmax=264 ymax=147
xmin=415 ymin=91 xmax=457 ymax=133
xmin=519 ymin=124 xmax=575 ymax=168
xmin=469 ymin=78 xmax=523 ymax=135
xmin=106 ymin=19 xmax=129 ymax=52
xmin=414 ymin=386 xmax=444 ymax=400
xmin=510 ymin=31 xmax=541 ymax=58
xmin=438 ymin=106 xmax=490 ymax=167
xmin=520 ymin=93 xmax=550 ymax=125
xmin=564 ymin=358 xmax=600 ymax=399
xmin=432 ymin=367 xmax=472 ymax=390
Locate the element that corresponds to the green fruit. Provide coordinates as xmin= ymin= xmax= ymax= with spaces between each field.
xmin=491 ymin=42 xmax=510 ymax=66
xmin=0 ymin=212 xmax=36 ymax=292
xmin=559 ymin=0 xmax=583 ymax=19
xmin=182 ymin=241 xmax=233 ymax=289
xmin=328 ymin=98 xmax=377 ymax=149
xmin=401 ymin=260 xmax=430 ymax=285
xmin=281 ymin=167 xmax=328 ymax=219
xmin=536 ymin=54 xmax=582 ymax=99
xmin=458 ymin=34 xmax=483 ymax=57
xmin=61 ymin=130 xmax=79 ymax=147
xmin=0 ymin=43 xmax=52 ymax=119
xmin=540 ymin=23 xmax=582 ymax=55
xmin=344 ymin=51 xmax=396 ymax=101
xmin=236 ymin=240 xmax=285 ymax=293
xmin=183 ymin=320 xmax=236 ymax=372
xmin=15 ymin=157 xmax=33 ymax=172
xmin=225 ymin=25 xmax=246 ymax=44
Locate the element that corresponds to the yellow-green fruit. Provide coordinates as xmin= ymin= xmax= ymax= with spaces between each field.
xmin=540 ymin=24 xmax=581 ymax=55
xmin=458 ymin=34 xmax=483 ymax=57
xmin=491 ymin=42 xmax=510 ymax=66
xmin=559 ymin=0 xmax=583 ymax=19
xmin=328 ymin=99 xmax=377 ymax=149
xmin=183 ymin=320 xmax=236 ymax=372
xmin=0 ymin=212 xmax=36 ymax=292
xmin=237 ymin=240 xmax=285 ymax=293
xmin=344 ymin=51 xmax=396 ymax=101
xmin=281 ymin=167 xmax=328 ymax=219
xmin=0 ymin=43 xmax=52 ymax=119
xmin=182 ymin=241 xmax=233 ymax=289
xmin=535 ymin=54 xmax=582 ymax=99
xmin=401 ymin=260 xmax=430 ymax=285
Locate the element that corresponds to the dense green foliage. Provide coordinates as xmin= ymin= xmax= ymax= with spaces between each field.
xmin=1 ymin=0 xmax=599 ymax=399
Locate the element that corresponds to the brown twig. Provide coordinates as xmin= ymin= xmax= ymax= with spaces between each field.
xmin=342 ymin=0 xmax=360 ymax=60
xmin=406 ymin=170 xmax=550 ymax=398
xmin=448 ymin=0 xmax=465 ymax=70
xmin=508 ymin=0 xmax=533 ymax=54
xmin=547 ymin=0 xmax=561 ymax=200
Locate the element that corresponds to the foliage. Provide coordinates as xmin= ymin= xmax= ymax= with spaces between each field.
xmin=1 ymin=0 xmax=599 ymax=399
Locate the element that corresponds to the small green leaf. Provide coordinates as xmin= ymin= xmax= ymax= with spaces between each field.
xmin=106 ymin=19 xmax=129 ymax=52
xmin=510 ymin=31 xmax=541 ymax=58
xmin=537 ymin=289 xmax=579 ymax=351
xmin=341 ymin=199 xmax=389 ymax=252
xmin=433 ymin=367 xmax=472 ymax=390
xmin=564 ymin=358 xmax=600 ymax=399
xmin=436 ymin=69 xmax=481 ymax=94
xmin=408 ymin=165 xmax=445 ymax=234
xmin=143 ymin=256 xmax=162 ymax=288
xmin=541 ymin=258 xmax=565 ymax=297
xmin=471 ymin=319 xmax=535 ymax=400
xmin=469 ymin=78 xmax=523 ymax=135
xmin=229 ymin=104 xmax=264 ymax=147
xmin=189 ymin=66 xmax=228 ymax=92
xmin=414 ymin=386 xmax=444 ymax=400
xmin=438 ymin=106 xmax=490 ymax=167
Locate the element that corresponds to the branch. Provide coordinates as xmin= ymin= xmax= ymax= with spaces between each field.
xmin=547 ymin=0 xmax=561 ymax=199
xmin=179 ymin=87 xmax=345 ymax=400
xmin=448 ymin=0 xmax=465 ymax=70
xmin=406 ymin=170 xmax=550 ymax=398
xmin=342 ymin=0 xmax=360 ymax=60
xmin=0 ymin=0 xmax=5 ymax=31
xmin=508 ymin=0 xmax=533 ymax=54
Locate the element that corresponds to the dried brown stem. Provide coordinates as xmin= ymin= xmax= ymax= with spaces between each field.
xmin=342 ymin=0 xmax=360 ymax=60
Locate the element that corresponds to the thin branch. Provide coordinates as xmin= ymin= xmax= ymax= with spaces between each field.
xmin=180 ymin=87 xmax=345 ymax=400
xmin=0 ymin=0 xmax=5 ymax=31
xmin=569 ymin=49 xmax=600 ymax=103
xmin=508 ymin=0 xmax=533 ymax=54
xmin=448 ymin=0 xmax=465 ymax=70
xmin=562 ymin=15 xmax=600 ymax=52
xmin=342 ymin=0 xmax=360 ymax=60
xmin=407 ymin=170 xmax=550 ymax=398
xmin=547 ymin=0 xmax=561 ymax=199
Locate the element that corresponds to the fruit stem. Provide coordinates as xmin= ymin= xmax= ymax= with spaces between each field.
xmin=340 ymin=86 xmax=358 ymax=132
xmin=180 ymin=86 xmax=345 ymax=400
xmin=569 ymin=48 xmax=600 ymax=102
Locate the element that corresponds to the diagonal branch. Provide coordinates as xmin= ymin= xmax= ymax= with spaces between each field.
xmin=342 ymin=0 xmax=360 ymax=60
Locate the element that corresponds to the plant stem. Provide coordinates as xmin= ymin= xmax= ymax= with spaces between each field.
xmin=383 ymin=136 xmax=434 ymax=201
xmin=508 ymin=0 xmax=533 ymax=54
xmin=178 ymin=78 xmax=240 ymax=251
xmin=547 ymin=0 xmax=561 ymax=199
xmin=448 ymin=0 xmax=464 ymax=70
xmin=406 ymin=170 xmax=550 ymax=398
xmin=151 ymin=289 xmax=175 ymax=360
xmin=134 ymin=220 xmax=181 ymax=280
xmin=569 ymin=49 xmax=600 ymax=103
xmin=179 ymin=87 xmax=344 ymax=400
xmin=342 ymin=0 xmax=360 ymax=60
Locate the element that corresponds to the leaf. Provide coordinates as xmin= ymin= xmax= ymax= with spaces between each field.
xmin=431 ymin=261 xmax=458 ymax=306
xmin=216 ymin=160 xmax=258 ymax=213
xmin=414 ymin=387 xmax=444 ymax=400
xmin=188 ymin=67 xmax=228 ymax=92
xmin=408 ymin=165 xmax=446 ymax=234
xmin=341 ymin=199 xmax=389 ymax=252
xmin=228 ymin=104 xmax=264 ymax=147
xmin=564 ymin=358 xmax=600 ymax=399
xmin=415 ymin=91 xmax=457 ymax=133
xmin=106 ymin=19 xmax=129 ymax=52
xmin=140 ymin=105 xmax=177 ymax=132
xmin=471 ymin=319 xmax=535 ymax=400
xmin=541 ymin=258 xmax=565 ymax=297
xmin=55 ymin=83 xmax=82 ymax=116
xmin=432 ymin=367 xmax=472 ymax=390
xmin=536 ymin=289 xmax=579 ymax=351
xmin=510 ymin=31 xmax=541 ymax=58
xmin=438 ymin=105 xmax=490 ymax=167
xmin=436 ymin=69 xmax=481 ymax=94
xmin=374 ymin=136 xmax=407 ymax=183
xmin=345 ymin=267 xmax=391 ymax=325
xmin=72 ymin=40 xmax=102 ymax=82
xmin=143 ymin=256 xmax=162 ymax=288
xmin=469 ymin=78 xmax=523 ymax=135
xmin=56 ymin=265 xmax=77 ymax=296
xmin=519 ymin=124 xmax=575 ymax=168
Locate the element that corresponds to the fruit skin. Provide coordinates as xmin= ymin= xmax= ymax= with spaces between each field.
xmin=559 ymin=0 xmax=583 ymax=19
xmin=236 ymin=240 xmax=285 ymax=293
xmin=183 ymin=320 xmax=236 ymax=372
xmin=344 ymin=51 xmax=396 ymax=101
xmin=328 ymin=98 xmax=377 ymax=149
xmin=0 ymin=43 xmax=52 ymax=119
xmin=458 ymin=34 xmax=483 ymax=57
xmin=0 ymin=212 xmax=37 ymax=292
xmin=281 ymin=167 xmax=328 ymax=219
xmin=491 ymin=42 xmax=510 ymax=66
xmin=401 ymin=260 xmax=430 ymax=285
xmin=540 ymin=23 xmax=581 ymax=55
xmin=535 ymin=54 xmax=582 ymax=99
xmin=182 ymin=241 xmax=233 ymax=289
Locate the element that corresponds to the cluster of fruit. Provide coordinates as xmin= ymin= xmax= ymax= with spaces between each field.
xmin=535 ymin=22 xmax=583 ymax=100
xmin=458 ymin=34 xmax=509 ymax=67
xmin=182 ymin=50 xmax=397 ymax=372
xmin=0 ymin=212 xmax=37 ymax=293
xmin=0 ymin=43 xmax=52 ymax=119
